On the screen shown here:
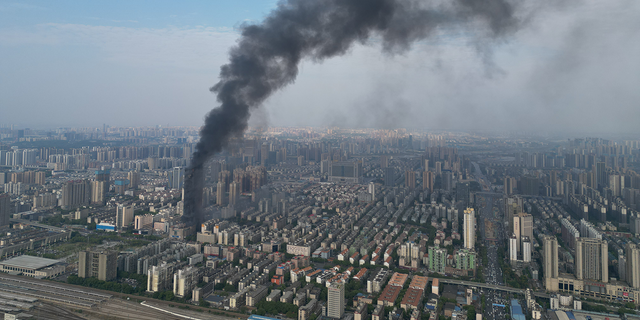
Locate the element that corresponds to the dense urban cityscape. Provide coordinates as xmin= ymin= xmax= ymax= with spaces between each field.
xmin=0 ymin=125 xmax=638 ymax=320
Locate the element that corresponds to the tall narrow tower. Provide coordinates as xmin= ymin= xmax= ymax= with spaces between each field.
xmin=463 ymin=208 xmax=475 ymax=250
xmin=328 ymin=282 xmax=345 ymax=319
xmin=543 ymin=235 xmax=559 ymax=292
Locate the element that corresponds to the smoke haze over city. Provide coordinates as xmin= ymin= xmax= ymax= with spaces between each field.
xmin=1 ymin=0 xmax=639 ymax=135
xmin=3 ymin=2 xmax=640 ymax=319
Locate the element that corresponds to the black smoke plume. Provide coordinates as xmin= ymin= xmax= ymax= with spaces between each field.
xmin=183 ymin=0 xmax=526 ymax=227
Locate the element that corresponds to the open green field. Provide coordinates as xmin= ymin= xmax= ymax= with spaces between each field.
xmin=24 ymin=232 xmax=155 ymax=260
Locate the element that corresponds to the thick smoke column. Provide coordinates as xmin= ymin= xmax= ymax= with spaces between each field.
xmin=183 ymin=0 xmax=524 ymax=226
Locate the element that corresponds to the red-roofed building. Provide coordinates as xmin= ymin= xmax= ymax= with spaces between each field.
xmin=338 ymin=249 xmax=349 ymax=261
xmin=400 ymin=288 xmax=423 ymax=310
xmin=350 ymin=253 xmax=360 ymax=264
xmin=353 ymin=268 xmax=368 ymax=281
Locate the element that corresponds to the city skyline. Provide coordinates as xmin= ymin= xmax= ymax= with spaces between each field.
xmin=0 ymin=120 xmax=640 ymax=318
xmin=1 ymin=1 xmax=640 ymax=318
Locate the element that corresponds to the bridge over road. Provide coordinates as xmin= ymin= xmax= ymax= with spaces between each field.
xmin=433 ymin=277 xmax=551 ymax=299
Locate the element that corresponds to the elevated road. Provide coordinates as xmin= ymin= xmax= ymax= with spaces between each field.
xmin=10 ymin=218 xmax=66 ymax=232
xmin=432 ymin=277 xmax=551 ymax=298
xmin=434 ymin=277 xmax=525 ymax=294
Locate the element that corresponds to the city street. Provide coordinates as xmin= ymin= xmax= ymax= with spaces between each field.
xmin=474 ymin=170 xmax=509 ymax=320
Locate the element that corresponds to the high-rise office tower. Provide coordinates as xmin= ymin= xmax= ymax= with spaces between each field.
xmin=515 ymin=213 xmax=533 ymax=254
xmin=229 ymin=181 xmax=240 ymax=205
xmin=609 ymin=174 xmax=624 ymax=197
xmin=575 ymin=238 xmax=608 ymax=283
xmin=91 ymin=180 xmax=107 ymax=205
xmin=216 ymin=181 xmax=226 ymax=206
xmin=384 ymin=167 xmax=396 ymax=187
xmin=0 ymin=193 xmax=10 ymax=227
xmin=463 ymin=208 xmax=475 ymax=250
xmin=618 ymin=249 xmax=626 ymax=284
xmin=509 ymin=234 xmax=518 ymax=262
xmin=586 ymin=170 xmax=596 ymax=188
xmin=329 ymin=161 xmax=363 ymax=184
xmin=116 ymin=204 xmax=134 ymax=229
xmin=169 ymin=167 xmax=184 ymax=190
xmin=95 ymin=169 xmax=111 ymax=187
xmin=626 ymin=243 xmax=640 ymax=289
xmin=327 ymin=282 xmax=345 ymax=319
xmin=34 ymin=171 xmax=46 ymax=185
xmin=504 ymin=197 xmax=521 ymax=240
xmin=423 ymin=171 xmax=434 ymax=192
xmin=219 ymin=170 xmax=233 ymax=191
xmin=595 ymin=161 xmax=606 ymax=189
xmin=320 ymin=160 xmax=330 ymax=174
xmin=147 ymin=156 xmax=158 ymax=170
xmin=261 ymin=143 xmax=269 ymax=166
xmin=455 ymin=182 xmax=470 ymax=206
xmin=233 ymin=168 xmax=247 ymax=192
xmin=380 ymin=155 xmax=389 ymax=168
xmin=543 ymin=235 xmax=559 ymax=291
xmin=555 ymin=180 xmax=565 ymax=196
xmin=21 ymin=149 xmax=37 ymax=166
xmin=114 ymin=179 xmax=130 ymax=195
xmin=442 ymin=170 xmax=453 ymax=192
xmin=368 ymin=182 xmax=376 ymax=200
xmin=248 ymin=167 xmax=267 ymax=191
xmin=504 ymin=176 xmax=516 ymax=195
xmin=405 ymin=170 xmax=416 ymax=189
xmin=522 ymin=237 xmax=532 ymax=262
xmin=60 ymin=180 xmax=91 ymax=209
xmin=519 ymin=175 xmax=540 ymax=195
xmin=78 ymin=250 xmax=117 ymax=281
xmin=127 ymin=171 xmax=141 ymax=189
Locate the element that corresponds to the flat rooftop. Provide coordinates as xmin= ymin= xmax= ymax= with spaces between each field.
xmin=0 ymin=255 xmax=61 ymax=270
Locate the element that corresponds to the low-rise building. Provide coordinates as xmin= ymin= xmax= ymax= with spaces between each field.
xmin=298 ymin=299 xmax=319 ymax=320
xmin=246 ymin=286 xmax=268 ymax=307
xmin=0 ymin=255 xmax=65 ymax=278
xmin=354 ymin=302 xmax=368 ymax=320
xmin=266 ymin=289 xmax=281 ymax=302
xmin=230 ymin=288 xmax=249 ymax=309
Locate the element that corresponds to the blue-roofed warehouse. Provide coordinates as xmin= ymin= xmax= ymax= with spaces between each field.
xmin=249 ymin=315 xmax=283 ymax=320
xmin=511 ymin=299 xmax=525 ymax=320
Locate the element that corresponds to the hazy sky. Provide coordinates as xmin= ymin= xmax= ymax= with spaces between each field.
xmin=1 ymin=0 xmax=639 ymax=134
